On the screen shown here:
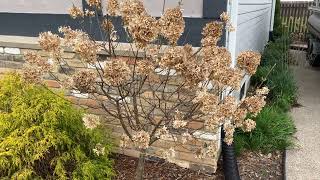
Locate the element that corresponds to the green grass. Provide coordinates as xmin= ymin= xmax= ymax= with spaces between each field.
xmin=235 ymin=36 xmax=297 ymax=155
xmin=235 ymin=106 xmax=296 ymax=154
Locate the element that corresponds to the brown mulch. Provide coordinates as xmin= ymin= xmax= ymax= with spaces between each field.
xmin=113 ymin=151 xmax=283 ymax=180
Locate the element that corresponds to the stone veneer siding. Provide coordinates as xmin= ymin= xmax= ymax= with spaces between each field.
xmin=0 ymin=38 xmax=221 ymax=173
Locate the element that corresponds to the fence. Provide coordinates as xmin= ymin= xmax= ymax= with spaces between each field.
xmin=280 ymin=1 xmax=314 ymax=42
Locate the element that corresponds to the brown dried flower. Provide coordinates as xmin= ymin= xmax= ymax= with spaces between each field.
xmin=127 ymin=13 xmax=159 ymax=48
xmin=193 ymin=90 xmax=219 ymax=114
xmin=237 ymin=51 xmax=261 ymax=75
xmin=120 ymin=0 xmax=145 ymax=25
xmin=159 ymin=7 xmax=185 ymax=44
xmin=86 ymin=0 xmax=101 ymax=8
xmin=233 ymin=108 xmax=247 ymax=128
xmin=243 ymin=95 xmax=266 ymax=116
xmin=220 ymin=12 xmax=230 ymax=23
xmin=107 ymin=0 xmax=119 ymax=16
xmin=132 ymin=130 xmax=150 ymax=149
xmin=82 ymin=114 xmax=101 ymax=129
xmin=22 ymin=66 xmax=42 ymax=84
xmin=74 ymin=38 xmax=98 ymax=64
xmin=72 ymin=70 xmax=96 ymax=93
xmin=256 ymin=86 xmax=270 ymax=96
xmin=104 ymin=59 xmax=131 ymax=86
xmin=39 ymin=31 xmax=63 ymax=58
xmin=68 ymin=5 xmax=84 ymax=19
xmin=242 ymin=119 xmax=256 ymax=132
xmin=101 ymin=19 xmax=114 ymax=32
xmin=136 ymin=60 xmax=154 ymax=76
xmin=223 ymin=123 xmax=235 ymax=145
xmin=201 ymin=21 xmax=224 ymax=47
xmin=24 ymin=51 xmax=52 ymax=72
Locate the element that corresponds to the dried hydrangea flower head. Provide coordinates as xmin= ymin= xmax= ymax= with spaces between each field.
xmin=93 ymin=143 xmax=105 ymax=156
xmin=74 ymin=38 xmax=98 ymax=64
xmin=159 ymin=6 xmax=185 ymax=44
xmin=82 ymin=114 xmax=101 ymax=129
xmin=39 ymin=31 xmax=63 ymax=58
xmin=155 ymin=126 xmax=169 ymax=140
xmin=72 ymin=70 xmax=96 ymax=93
xmin=233 ymin=108 xmax=247 ymax=128
xmin=101 ymin=19 xmax=114 ymax=32
xmin=242 ymin=119 xmax=256 ymax=132
xmin=68 ymin=5 xmax=84 ymax=19
xmin=136 ymin=60 xmax=154 ymax=76
xmin=59 ymin=26 xmax=87 ymax=47
xmin=172 ymin=110 xmax=188 ymax=129
xmin=127 ymin=13 xmax=159 ymax=48
xmin=107 ymin=0 xmax=119 ymax=16
xmin=22 ymin=66 xmax=42 ymax=84
xmin=223 ymin=123 xmax=235 ymax=145
xmin=132 ymin=130 xmax=150 ymax=149
xmin=201 ymin=21 xmax=223 ymax=47
xmin=205 ymin=114 xmax=223 ymax=131
xmin=243 ymin=95 xmax=266 ymax=117
xmin=256 ymin=86 xmax=270 ymax=96
xmin=104 ymin=59 xmax=131 ymax=86
xmin=193 ymin=90 xmax=219 ymax=114
xmin=216 ymin=96 xmax=237 ymax=119
xmin=24 ymin=51 xmax=52 ymax=72
xmin=120 ymin=0 xmax=145 ymax=25
xmin=237 ymin=51 xmax=261 ymax=75
xmin=86 ymin=0 xmax=101 ymax=8
xmin=119 ymin=134 xmax=131 ymax=148
xmin=220 ymin=12 xmax=230 ymax=23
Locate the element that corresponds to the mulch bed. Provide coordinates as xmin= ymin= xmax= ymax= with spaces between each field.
xmin=113 ymin=151 xmax=283 ymax=180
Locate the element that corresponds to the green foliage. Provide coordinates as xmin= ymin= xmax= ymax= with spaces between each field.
xmin=235 ymin=36 xmax=297 ymax=154
xmin=235 ymin=106 xmax=295 ymax=154
xmin=273 ymin=0 xmax=283 ymax=38
xmin=0 ymin=73 xmax=114 ymax=179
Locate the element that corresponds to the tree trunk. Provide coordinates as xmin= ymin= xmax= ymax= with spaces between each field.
xmin=135 ymin=150 xmax=146 ymax=180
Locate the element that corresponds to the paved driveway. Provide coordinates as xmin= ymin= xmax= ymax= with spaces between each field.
xmin=286 ymin=51 xmax=320 ymax=180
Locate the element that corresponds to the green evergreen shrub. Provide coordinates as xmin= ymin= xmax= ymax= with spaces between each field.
xmin=0 ymin=73 xmax=114 ymax=179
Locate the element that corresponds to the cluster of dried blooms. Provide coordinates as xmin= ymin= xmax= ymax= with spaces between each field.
xmin=69 ymin=5 xmax=84 ymax=19
xmin=72 ymin=70 xmax=96 ymax=93
xmin=237 ymin=51 xmax=262 ymax=75
xmin=82 ymin=114 xmax=101 ymax=129
xmin=22 ymin=0 xmax=268 ymax=173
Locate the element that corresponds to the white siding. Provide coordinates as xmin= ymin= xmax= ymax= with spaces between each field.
xmin=0 ymin=0 xmax=81 ymax=14
xmin=235 ymin=0 xmax=273 ymax=56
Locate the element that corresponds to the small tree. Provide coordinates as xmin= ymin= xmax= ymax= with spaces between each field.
xmin=22 ymin=0 xmax=268 ymax=179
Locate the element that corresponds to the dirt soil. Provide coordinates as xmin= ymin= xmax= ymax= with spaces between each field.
xmin=113 ymin=151 xmax=283 ymax=180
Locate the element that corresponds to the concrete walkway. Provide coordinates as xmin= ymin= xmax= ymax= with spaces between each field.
xmin=286 ymin=53 xmax=320 ymax=180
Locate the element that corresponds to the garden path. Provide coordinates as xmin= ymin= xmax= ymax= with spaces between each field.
xmin=286 ymin=50 xmax=320 ymax=180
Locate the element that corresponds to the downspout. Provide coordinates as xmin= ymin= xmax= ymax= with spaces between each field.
xmin=223 ymin=1 xmax=241 ymax=179
xmin=221 ymin=127 xmax=241 ymax=180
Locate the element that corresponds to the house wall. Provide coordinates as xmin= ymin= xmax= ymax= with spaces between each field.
xmin=235 ymin=0 xmax=274 ymax=55
xmin=0 ymin=0 xmax=226 ymax=47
